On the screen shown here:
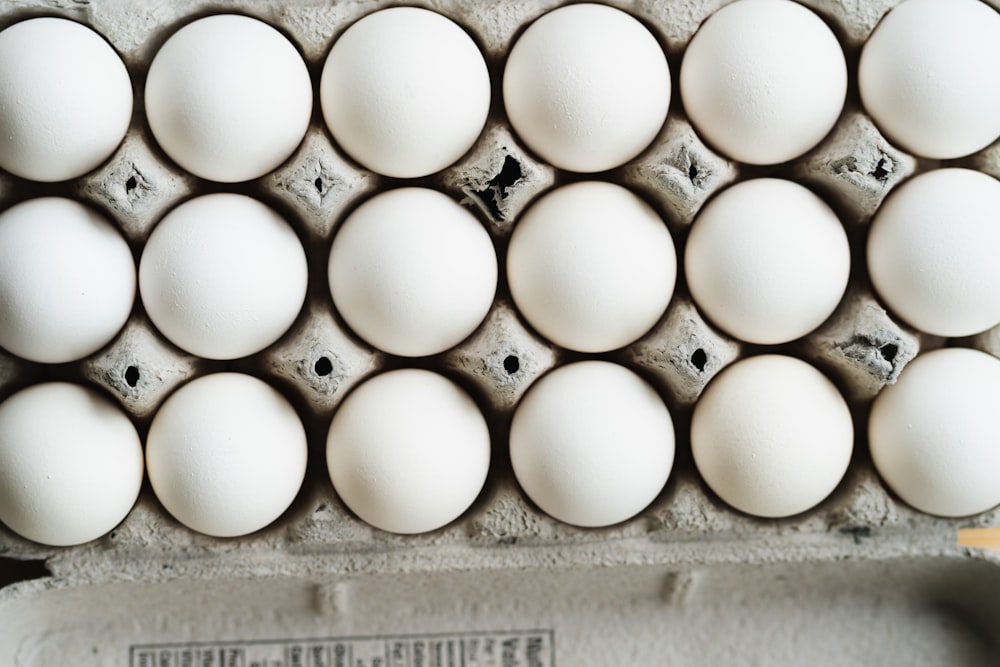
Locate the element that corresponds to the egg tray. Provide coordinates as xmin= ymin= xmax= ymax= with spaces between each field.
xmin=2 ymin=0 xmax=1000 ymax=664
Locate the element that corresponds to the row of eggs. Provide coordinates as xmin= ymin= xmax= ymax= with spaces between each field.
xmin=4 ymin=166 xmax=1000 ymax=366
xmin=2 ymin=344 xmax=999 ymax=547
xmin=2 ymin=0 xmax=999 ymax=185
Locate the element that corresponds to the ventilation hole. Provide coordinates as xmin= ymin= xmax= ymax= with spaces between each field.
xmin=314 ymin=357 xmax=334 ymax=377
xmin=124 ymin=365 xmax=140 ymax=387
xmin=503 ymin=355 xmax=520 ymax=374
xmin=690 ymin=348 xmax=708 ymax=372
xmin=473 ymin=155 xmax=524 ymax=221
xmin=124 ymin=176 xmax=138 ymax=193
xmin=493 ymin=155 xmax=523 ymax=195
xmin=688 ymin=162 xmax=699 ymax=182
xmin=870 ymin=156 xmax=891 ymax=181
xmin=314 ymin=177 xmax=324 ymax=194
xmin=879 ymin=343 xmax=898 ymax=363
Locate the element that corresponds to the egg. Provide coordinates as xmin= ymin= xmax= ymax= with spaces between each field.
xmin=139 ymin=193 xmax=308 ymax=360
xmin=502 ymin=3 xmax=671 ymax=173
xmin=859 ymin=0 xmax=1000 ymax=159
xmin=146 ymin=373 xmax=308 ymax=538
xmin=691 ymin=355 xmax=853 ymax=518
xmin=680 ymin=0 xmax=847 ymax=165
xmin=0 ymin=17 xmax=132 ymax=182
xmin=328 ymin=188 xmax=497 ymax=357
xmin=0 ymin=197 xmax=136 ymax=364
xmin=320 ymin=7 xmax=490 ymax=178
xmin=326 ymin=369 xmax=491 ymax=534
xmin=867 ymin=168 xmax=1000 ymax=337
xmin=506 ymin=182 xmax=676 ymax=353
xmin=509 ymin=361 xmax=675 ymax=527
xmin=869 ymin=348 xmax=1000 ymax=517
xmin=684 ymin=179 xmax=850 ymax=345
xmin=0 ymin=382 xmax=143 ymax=546
xmin=145 ymin=14 xmax=312 ymax=182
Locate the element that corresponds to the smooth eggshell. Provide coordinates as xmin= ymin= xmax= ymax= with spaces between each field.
xmin=684 ymin=179 xmax=850 ymax=345
xmin=507 ymin=181 xmax=676 ymax=353
xmin=509 ymin=361 xmax=675 ymax=527
xmin=0 ymin=197 xmax=136 ymax=363
xmin=326 ymin=369 xmax=491 ymax=534
xmin=691 ymin=355 xmax=853 ymax=518
xmin=859 ymin=0 xmax=1000 ymax=159
xmin=320 ymin=7 xmax=490 ymax=178
xmin=0 ymin=382 xmax=143 ymax=546
xmin=328 ymin=188 xmax=497 ymax=357
xmin=503 ymin=3 xmax=670 ymax=172
xmin=145 ymin=14 xmax=312 ymax=182
xmin=867 ymin=168 xmax=1000 ymax=337
xmin=139 ymin=193 xmax=308 ymax=360
xmin=869 ymin=348 xmax=1000 ymax=517
xmin=146 ymin=373 xmax=308 ymax=537
xmin=0 ymin=17 xmax=132 ymax=182
xmin=680 ymin=0 xmax=847 ymax=164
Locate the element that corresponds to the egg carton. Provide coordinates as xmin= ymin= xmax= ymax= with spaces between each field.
xmin=2 ymin=0 xmax=1000 ymax=664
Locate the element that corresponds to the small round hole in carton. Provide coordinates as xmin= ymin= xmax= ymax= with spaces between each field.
xmin=314 ymin=357 xmax=334 ymax=377
xmin=690 ymin=348 xmax=708 ymax=372
xmin=503 ymin=355 xmax=520 ymax=375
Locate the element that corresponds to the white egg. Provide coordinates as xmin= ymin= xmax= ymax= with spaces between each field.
xmin=328 ymin=188 xmax=497 ymax=357
xmin=0 ymin=17 xmax=132 ymax=182
xmin=326 ymin=369 xmax=491 ymax=534
xmin=691 ymin=355 xmax=853 ymax=518
xmin=0 ymin=198 xmax=136 ymax=364
xmin=139 ymin=193 xmax=308 ymax=360
xmin=506 ymin=182 xmax=676 ymax=353
xmin=320 ymin=7 xmax=491 ymax=178
xmin=859 ymin=0 xmax=1000 ymax=159
xmin=145 ymin=14 xmax=312 ymax=182
xmin=867 ymin=169 xmax=1000 ymax=337
xmin=680 ymin=0 xmax=847 ymax=165
xmin=684 ymin=179 xmax=850 ymax=345
xmin=502 ymin=3 xmax=671 ymax=173
xmin=869 ymin=348 xmax=1000 ymax=517
xmin=0 ymin=382 xmax=143 ymax=546
xmin=146 ymin=373 xmax=308 ymax=538
xmin=509 ymin=361 xmax=675 ymax=527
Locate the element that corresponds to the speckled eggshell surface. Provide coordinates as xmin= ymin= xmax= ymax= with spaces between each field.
xmin=320 ymin=7 xmax=491 ymax=178
xmin=680 ymin=0 xmax=847 ymax=165
xmin=0 ymin=382 xmax=143 ymax=546
xmin=869 ymin=348 xmax=1000 ymax=517
xmin=502 ymin=3 xmax=671 ymax=173
xmin=859 ymin=0 xmax=1000 ymax=159
xmin=145 ymin=373 xmax=308 ymax=538
xmin=691 ymin=355 xmax=854 ymax=518
xmin=867 ymin=168 xmax=1000 ymax=337
xmin=326 ymin=369 xmax=491 ymax=534
xmin=145 ymin=14 xmax=312 ymax=183
xmin=0 ymin=197 xmax=136 ymax=364
xmin=0 ymin=17 xmax=132 ymax=182
xmin=509 ymin=361 xmax=675 ymax=528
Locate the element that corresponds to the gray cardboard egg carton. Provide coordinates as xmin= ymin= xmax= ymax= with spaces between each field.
xmin=3 ymin=1 xmax=1000 ymax=664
